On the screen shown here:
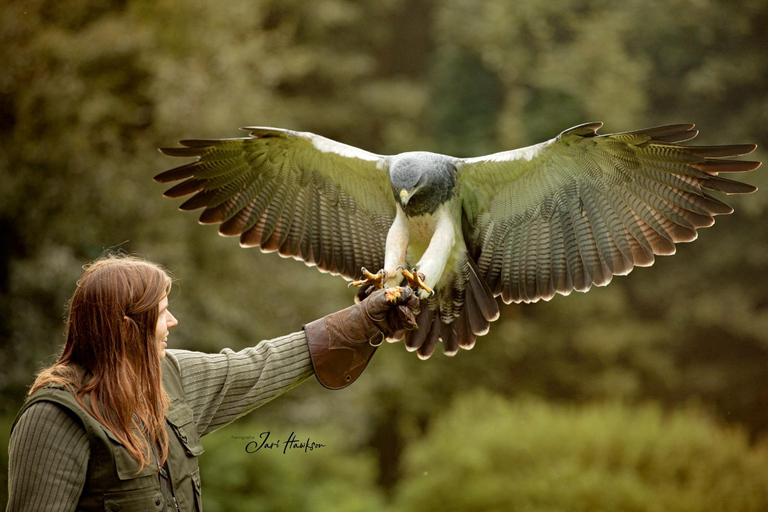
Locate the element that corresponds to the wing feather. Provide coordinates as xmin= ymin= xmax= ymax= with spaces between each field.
xmin=459 ymin=123 xmax=759 ymax=303
xmin=547 ymin=212 xmax=569 ymax=298
xmin=533 ymin=216 xmax=553 ymax=301
xmin=157 ymin=127 xmax=395 ymax=280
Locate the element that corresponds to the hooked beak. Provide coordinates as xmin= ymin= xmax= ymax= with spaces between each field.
xmin=399 ymin=189 xmax=409 ymax=207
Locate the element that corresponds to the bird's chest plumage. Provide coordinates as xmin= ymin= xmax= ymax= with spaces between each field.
xmin=402 ymin=200 xmax=462 ymax=266
xmin=407 ymin=211 xmax=440 ymax=244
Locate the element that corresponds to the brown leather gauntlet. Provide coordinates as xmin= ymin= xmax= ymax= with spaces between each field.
xmin=304 ymin=287 xmax=420 ymax=389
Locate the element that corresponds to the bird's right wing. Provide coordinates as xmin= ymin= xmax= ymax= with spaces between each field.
xmin=156 ymin=127 xmax=396 ymax=280
xmin=458 ymin=123 xmax=760 ymax=304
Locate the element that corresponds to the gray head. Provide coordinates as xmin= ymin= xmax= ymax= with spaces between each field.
xmin=388 ymin=152 xmax=457 ymax=217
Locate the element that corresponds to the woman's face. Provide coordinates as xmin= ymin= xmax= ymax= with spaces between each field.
xmin=155 ymin=295 xmax=178 ymax=359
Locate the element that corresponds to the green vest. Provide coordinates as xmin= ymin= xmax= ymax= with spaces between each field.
xmin=12 ymin=358 xmax=204 ymax=511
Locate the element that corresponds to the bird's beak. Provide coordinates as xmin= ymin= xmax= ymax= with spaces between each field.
xmin=400 ymin=189 xmax=409 ymax=206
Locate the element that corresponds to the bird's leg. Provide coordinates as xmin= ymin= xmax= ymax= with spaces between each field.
xmin=350 ymin=267 xmax=388 ymax=295
xmin=411 ymin=207 xmax=456 ymax=299
xmin=398 ymin=266 xmax=434 ymax=296
xmin=383 ymin=209 xmax=409 ymax=288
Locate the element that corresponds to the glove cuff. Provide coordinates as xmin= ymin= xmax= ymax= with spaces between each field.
xmin=304 ymin=316 xmax=380 ymax=390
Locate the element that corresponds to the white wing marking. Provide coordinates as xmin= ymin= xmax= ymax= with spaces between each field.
xmin=241 ymin=126 xmax=384 ymax=162
xmin=462 ymin=138 xmax=555 ymax=164
xmin=307 ymin=133 xmax=383 ymax=162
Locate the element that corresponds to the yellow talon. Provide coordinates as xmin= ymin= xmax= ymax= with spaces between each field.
xmin=350 ymin=267 xmax=387 ymax=291
xmin=399 ymin=267 xmax=434 ymax=296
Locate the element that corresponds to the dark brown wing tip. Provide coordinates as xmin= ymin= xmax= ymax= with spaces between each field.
xmin=162 ymin=179 xmax=205 ymax=199
xmin=154 ymin=163 xmax=197 ymax=184
xmin=694 ymin=160 xmax=762 ymax=174
xmin=723 ymin=182 xmax=758 ymax=195
xmin=158 ymin=146 xmax=205 ymax=158
xmin=177 ymin=139 xmax=221 ymax=148
xmin=622 ymin=124 xmax=698 ymax=144
xmin=639 ymin=123 xmax=696 ymax=136
xmin=657 ymin=129 xmax=699 ymax=143
xmin=742 ymin=143 xmax=758 ymax=155
xmin=178 ymin=191 xmax=215 ymax=211
xmin=687 ymin=144 xmax=758 ymax=158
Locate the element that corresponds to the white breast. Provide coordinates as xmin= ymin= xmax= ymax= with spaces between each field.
xmin=404 ymin=201 xmax=461 ymax=269
xmin=407 ymin=210 xmax=440 ymax=242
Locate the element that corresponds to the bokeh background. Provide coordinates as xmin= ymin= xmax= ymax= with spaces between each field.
xmin=2 ymin=0 xmax=768 ymax=510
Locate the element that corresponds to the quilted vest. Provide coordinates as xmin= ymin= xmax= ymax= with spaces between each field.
xmin=12 ymin=358 xmax=204 ymax=511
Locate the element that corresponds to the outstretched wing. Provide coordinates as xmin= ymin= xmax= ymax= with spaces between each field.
xmin=459 ymin=123 xmax=760 ymax=304
xmin=156 ymin=127 xmax=396 ymax=280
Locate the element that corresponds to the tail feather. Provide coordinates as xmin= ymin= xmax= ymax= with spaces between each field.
xmin=417 ymin=314 xmax=442 ymax=360
xmin=455 ymin=309 xmax=477 ymax=350
xmin=405 ymin=255 xmax=499 ymax=359
xmin=441 ymin=321 xmax=459 ymax=356
xmin=405 ymin=307 xmax=433 ymax=352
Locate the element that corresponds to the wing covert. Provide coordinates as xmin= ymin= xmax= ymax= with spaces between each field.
xmin=155 ymin=127 xmax=396 ymax=280
xmin=458 ymin=123 xmax=760 ymax=304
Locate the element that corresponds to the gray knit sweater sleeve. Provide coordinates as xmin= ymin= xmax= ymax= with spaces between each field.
xmin=6 ymin=402 xmax=89 ymax=512
xmin=165 ymin=330 xmax=314 ymax=437
xmin=6 ymin=331 xmax=313 ymax=511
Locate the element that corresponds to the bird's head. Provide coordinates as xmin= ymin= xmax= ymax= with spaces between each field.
xmin=389 ymin=152 xmax=457 ymax=216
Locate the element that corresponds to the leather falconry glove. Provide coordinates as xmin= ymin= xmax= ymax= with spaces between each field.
xmin=304 ymin=287 xmax=420 ymax=389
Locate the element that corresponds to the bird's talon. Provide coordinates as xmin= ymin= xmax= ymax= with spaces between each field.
xmin=400 ymin=267 xmax=433 ymax=295
xmin=351 ymin=268 xmax=387 ymax=292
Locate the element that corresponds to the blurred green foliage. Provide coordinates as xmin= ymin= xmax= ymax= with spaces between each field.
xmin=2 ymin=0 xmax=767 ymax=508
xmin=200 ymin=420 xmax=385 ymax=512
xmin=395 ymin=392 xmax=768 ymax=512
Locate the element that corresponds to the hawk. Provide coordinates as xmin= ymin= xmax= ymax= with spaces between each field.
xmin=155 ymin=122 xmax=760 ymax=359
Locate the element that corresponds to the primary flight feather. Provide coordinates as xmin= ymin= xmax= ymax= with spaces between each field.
xmin=155 ymin=123 xmax=760 ymax=359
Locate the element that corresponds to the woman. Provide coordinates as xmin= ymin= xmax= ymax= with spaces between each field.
xmin=7 ymin=254 xmax=418 ymax=511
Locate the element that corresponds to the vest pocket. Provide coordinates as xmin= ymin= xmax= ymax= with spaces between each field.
xmin=166 ymin=401 xmax=205 ymax=457
xmin=103 ymin=487 xmax=165 ymax=511
xmin=101 ymin=426 xmax=159 ymax=480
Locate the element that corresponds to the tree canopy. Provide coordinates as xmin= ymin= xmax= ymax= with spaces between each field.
xmin=2 ymin=0 xmax=766 ymax=508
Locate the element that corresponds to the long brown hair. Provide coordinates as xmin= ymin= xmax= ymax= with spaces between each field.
xmin=31 ymin=254 xmax=173 ymax=469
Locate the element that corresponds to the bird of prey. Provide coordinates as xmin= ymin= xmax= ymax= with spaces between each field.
xmin=155 ymin=123 xmax=760 ymax=359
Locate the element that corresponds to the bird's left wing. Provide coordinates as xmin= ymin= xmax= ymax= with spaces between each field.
xmin=156 ymin=127 xmax=396 ymax=280
xmin=458 ymin=123 xmax=760 ymax=304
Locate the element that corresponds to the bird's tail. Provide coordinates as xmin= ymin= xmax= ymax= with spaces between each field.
xmin=403 ymin=257 xmax=499 ymax=359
